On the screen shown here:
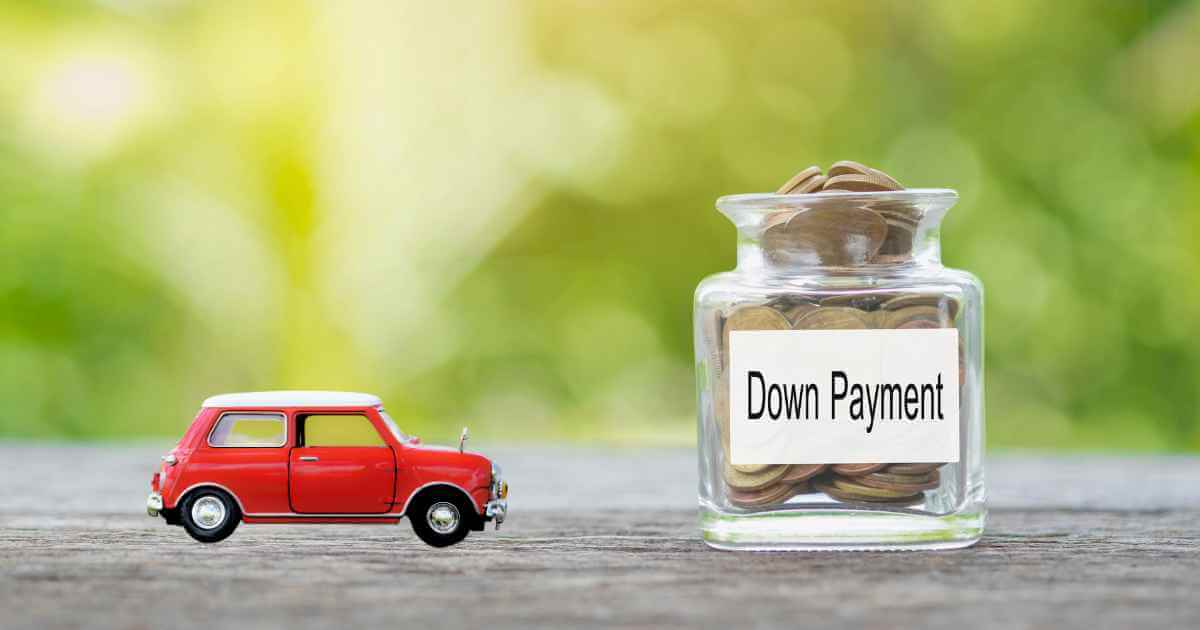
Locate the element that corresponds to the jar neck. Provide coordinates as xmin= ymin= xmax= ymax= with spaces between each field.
xmin=735 ymin=227 xmax=944 ymax=272
xmin=716 ymin=189 xmax=958 ymax=274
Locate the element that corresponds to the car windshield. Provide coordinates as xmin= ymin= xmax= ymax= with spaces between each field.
xmin=377 ymin=409 xmax=409 ymax=442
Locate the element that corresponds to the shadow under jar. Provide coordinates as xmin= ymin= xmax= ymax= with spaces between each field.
xmin=694 ymin=188 xmax=984 ymax=550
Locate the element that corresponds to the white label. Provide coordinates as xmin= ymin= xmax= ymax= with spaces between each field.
xmin=729 ymin=329 xmax=960 ymax=465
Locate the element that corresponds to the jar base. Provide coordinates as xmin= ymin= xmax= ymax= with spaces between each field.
xmin=699 ymin=504 xmax=985 ymax=551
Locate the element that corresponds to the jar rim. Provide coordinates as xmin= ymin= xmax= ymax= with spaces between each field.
xmin=716 ymin=188 xmax=958 ymax=214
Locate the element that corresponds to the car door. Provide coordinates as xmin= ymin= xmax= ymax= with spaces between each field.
xmin=289 ymin=411 xmax=396 ymax=514
xmin=186 ymin=410 xmax=291 ymax=514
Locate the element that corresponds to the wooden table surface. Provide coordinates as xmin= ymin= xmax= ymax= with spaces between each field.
xmin=2 ymin=443 xmax=1198 ymax=629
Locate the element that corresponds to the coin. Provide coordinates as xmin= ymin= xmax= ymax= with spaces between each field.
xmin=723 ymin=462 xmax=788 ymax=491
xmin=868 ymin=469 xmax=940 ymax=485
xmin=881 ymin=293 xmax=960 ymax=321
xmin=865 ymin=310 xmax=890 ymax=329
xmin=792 ymin=174 xmax=827 ymax=194
xmin=732 ymin=463 xmax=773 ymax=474
xmin=822 ymin=173 xmax=902 ymax=193
xmin=830 ymin=463 xmax=886 ymax=476
xmin=776 ymin=165 xmax=823 ymax=194
xmin=881 ymin=305 xmax=947 ymax=329
xmin=780 ymin=464 xmax=827 ymax=483
xmin=864 ymin=168 xmax=903 ymax=190
xmin=829 ymin=477 xmax=920 ymax=499
xmin=728 ymin=482 xmax=795 ymax=507
xmin=854 ymin=472 xmax=940 ymax=493
xmin=886 ymin=463 xmax=943 ymax=475
xmin=873 ymin=222 xmax=914 ymax=263
xmin=790 ymin=480 xmax=814 ymax=494
xmin=794 ymin=307 xmax=870 ymax=330
xmin=827 ymin=161 xmax=904 ymax=189
xmin=723 ymin=305 xmax=790 ymax=373
xmin=764 ymin=206 xmax=888 ymax=267
xmin=815 ymin=479 xmax=924 ymax=506
xmin=826 ymin=160 xmax=873 ymax=178
xmin=782 ymin=302 xmax=818 ymax=325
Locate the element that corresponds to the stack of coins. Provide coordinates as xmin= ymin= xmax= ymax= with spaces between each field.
xmin=723 ymin=463 xmax=827 ymax=508
xmin=812 ymin=463 xmax=942 ymax=507
xmin=765 ymin=161 xmax=917 ymax=266
xmin=711 ymin=294 xmax=959 ymax=509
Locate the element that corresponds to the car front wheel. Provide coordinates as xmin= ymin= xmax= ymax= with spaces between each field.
xmin=408 ymin=490 xmax=473 ymax=547
xmin=180 ymin=488 xmax=240 ymax=543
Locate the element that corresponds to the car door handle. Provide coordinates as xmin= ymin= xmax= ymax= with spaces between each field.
xmin=299 ymin=456 xmax=319 ymax=462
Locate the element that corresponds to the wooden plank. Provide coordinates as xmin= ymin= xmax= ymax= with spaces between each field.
xmin=1 ymin=444 xmax=1198 ymax=629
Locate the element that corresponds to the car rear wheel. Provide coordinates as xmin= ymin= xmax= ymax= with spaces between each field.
xmin=181 ymin=488 xmax=240 ymax=543
xmin=408 ymin=489 xmax=473 ymax=547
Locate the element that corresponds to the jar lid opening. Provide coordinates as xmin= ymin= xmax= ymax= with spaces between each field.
xmin=716 ymin=189 xmax=958 ymax=268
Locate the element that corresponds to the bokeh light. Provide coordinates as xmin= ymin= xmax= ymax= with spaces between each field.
xmin=1 ymin=0 xmax=1198 ymax=451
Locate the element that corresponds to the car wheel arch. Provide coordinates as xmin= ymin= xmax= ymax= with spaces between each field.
xmin=402 ymin=482 xmax=480 ymax=518
xmin=175 ymin=482 xmax=247 ymax=516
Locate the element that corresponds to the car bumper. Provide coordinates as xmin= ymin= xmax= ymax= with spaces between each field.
xmin=147 ymin=492 xmax=163 ymax=517
xmin=484 ymin=498 xmax=507 ymax=528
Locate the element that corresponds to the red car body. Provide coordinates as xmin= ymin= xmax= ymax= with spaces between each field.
xmin=147 ymin=392 xmax=507 ymax=546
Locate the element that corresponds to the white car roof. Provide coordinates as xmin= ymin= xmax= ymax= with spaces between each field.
xmin=201 ymin=391 xmax=383 ymax=408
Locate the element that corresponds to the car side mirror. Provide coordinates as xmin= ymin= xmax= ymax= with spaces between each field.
xmin=458 ymin=427 xmax=469 ymax=453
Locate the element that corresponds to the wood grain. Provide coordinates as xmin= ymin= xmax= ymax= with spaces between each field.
xmin=1 ymin=444 xmax=1197 ymax=629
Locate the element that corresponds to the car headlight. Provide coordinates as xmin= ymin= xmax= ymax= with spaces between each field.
xmin=491 ymin=464 xmax=503 ymax=498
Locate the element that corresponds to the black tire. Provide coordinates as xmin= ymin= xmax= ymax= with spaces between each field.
xmin=180 ymin=487 xmax=241 ymax=543
xmin=408 ymin=488 xmax=473 ymax=547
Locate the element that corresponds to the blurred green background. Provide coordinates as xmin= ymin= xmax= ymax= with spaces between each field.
xmin=2 ymin=1 xmax=1198 ymax=450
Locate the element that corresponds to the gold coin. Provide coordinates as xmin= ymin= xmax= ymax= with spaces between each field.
xmin=873 ymin=206 xmax=920 ymax=227
xmin=826 ymin=160 xmax=873 ymax=178
xmin=791 ymin=174 xmax=827 ymax=194
xmin=865 ymin=168 xmax=903 ymax=190
xmin=829 ymin=477 xmax=920 ymax=499
xmin=881 ymin=293 xmax=960 ymax=321
xmin=827 ymin=161 xmax=904 ymax=189
xmin=782 ymin=302 xmax=819 ymax=326
xmin=822 ymin=173 xmax=902 ymax=193
xmin=854 ymin=472 xmax=940 ymax=493
xmin=870 ymin=469 xmax=941 ymax=485
xmin=830 ymin=463 xmax=886 ymax=476
xmin=865 ymin=310 xmax=890 ymax=329
xmin=886 ymin=463 xmax=943 ymax=475
xmin=723 ymin=306 xmax=790 ymax=369
xmin=872 ymin=223 xmax=914 ymax=263
xmin=763 ymin=206 xmax=888 ymax=267
xmin=815 ymin=480 xmax=924 ymax=506
xmin=723 ymin=462 xmax=788 ymax=491
xmin=762 ymin=210 xmax=794 ymax=231
xmin=732 ymin=463 xmax=772 ymax=474
xmin=881 ymin=305 xmax=947 ymax=329
xmin=728 ymin=481 xmax=795 ymax=507
xmin=794 ymin=307 xmax=870 ymax=330
xmin=780 ymin=463 xmax=826 ymax=483
xmin=775 ymin=165 xmax=823 ymax=194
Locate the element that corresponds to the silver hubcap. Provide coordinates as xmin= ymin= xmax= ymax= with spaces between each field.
xmin=191 ymin=496 xmax=227 ymax=530
xmin=426 ymin=501 xmax=460 ymax=534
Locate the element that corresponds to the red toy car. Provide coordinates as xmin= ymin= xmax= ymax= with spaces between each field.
xmin=146 ymin=391 xmax=507 ymax=547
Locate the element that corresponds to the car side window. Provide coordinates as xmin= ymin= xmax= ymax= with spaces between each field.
xmin=208 ymin=412 xmax=286 ymax=447
xmin=299 ymin=414 xmax=386 ymax=447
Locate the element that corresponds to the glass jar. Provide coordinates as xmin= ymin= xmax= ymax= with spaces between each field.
xmin=693 ymin=188 xmax=984 ymax=551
